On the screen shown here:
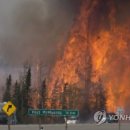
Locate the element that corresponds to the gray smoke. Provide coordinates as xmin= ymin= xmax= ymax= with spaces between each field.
xmin=0 ymin=0 xmax=77 ymax=67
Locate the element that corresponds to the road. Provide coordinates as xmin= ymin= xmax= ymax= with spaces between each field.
xmin=0 ymin=123 xmax=129 ymax=130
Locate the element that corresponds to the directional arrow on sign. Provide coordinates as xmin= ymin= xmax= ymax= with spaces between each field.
xmin=7 ymin=105 xmax=12 ymax=112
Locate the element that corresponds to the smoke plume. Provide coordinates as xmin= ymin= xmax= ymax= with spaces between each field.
xmin=0 ymin=0 xmax=78 ymax=67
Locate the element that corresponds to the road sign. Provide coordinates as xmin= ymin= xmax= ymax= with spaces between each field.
xmin=2 ymin=101 xmax=16 ymax=116
xmin=116 ymin=107 xmax=124 ymax=115
xmin=28 ymin=109 xmax=79 ymax=117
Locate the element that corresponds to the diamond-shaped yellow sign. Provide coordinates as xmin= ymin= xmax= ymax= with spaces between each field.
xmin=2 ymin=101 xmax=16 ymax=116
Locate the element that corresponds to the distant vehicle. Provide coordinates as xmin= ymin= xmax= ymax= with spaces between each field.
xmin=0 ymin=102 xmax=8 ymax=124
xmin=66 ymin=117 xmax=78 ymax=124
xmin=0 ymin=113 xmax=8 ymax=124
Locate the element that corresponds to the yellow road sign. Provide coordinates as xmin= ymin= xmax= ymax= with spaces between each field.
xmin=2 ymin=101 xmax=16 ymax=116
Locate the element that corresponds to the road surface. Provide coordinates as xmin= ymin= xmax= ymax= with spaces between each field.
xmin=0 ymin=123 xmax=129 ymax=130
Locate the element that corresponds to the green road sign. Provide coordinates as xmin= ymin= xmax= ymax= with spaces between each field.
xmin=28 ymin=109 xmax=79 ymax=117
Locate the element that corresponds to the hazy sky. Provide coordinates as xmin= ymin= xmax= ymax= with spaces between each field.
xmin=0 ymin=0 xmax=78 ymax=67
xmin=0 ymin=0 xmax=129 ymax=86
xmin=0 ymin=0 xmax=79 ymax=87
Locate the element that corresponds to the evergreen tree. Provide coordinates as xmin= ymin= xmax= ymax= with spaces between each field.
xmin=62 ymin=84 xmax=80 ymax=110
xmin=67 ymin=85 xmax=80 ymax=109
xmin=94 ymin=80 xmax=106 ymax=111
xmin=3 ymin=74 xmax=12 ymax=102
xmin=21 ymin=65 xmax=31 ymax=122
xmin=39 ymin=79 xmax=47 ymax=109
xmin=62 ymin=83 xmax=68 ymax=109
xmin=51 ymin=80 xmax=61 ymax=109
xmin=12 ymin=81 xmax=22 ymax=123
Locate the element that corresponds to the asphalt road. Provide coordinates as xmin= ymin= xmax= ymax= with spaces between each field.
xmin=0 ymin=123 xmax=129 ymax=130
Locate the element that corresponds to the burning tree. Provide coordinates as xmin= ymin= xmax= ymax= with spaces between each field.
xmin=48 ymin=0 xmax=130 ymax=119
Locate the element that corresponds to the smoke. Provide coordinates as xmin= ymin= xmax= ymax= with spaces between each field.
xmin=47 ymin=0 xmax=130 ymax=115
xmin=0 ymin=0 xmax=78 ymax=67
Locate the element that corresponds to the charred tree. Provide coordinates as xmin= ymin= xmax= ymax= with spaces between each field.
xmin=39 ymin=79 xmax=47 ymax=109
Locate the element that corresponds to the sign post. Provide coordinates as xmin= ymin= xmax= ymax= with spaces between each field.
xmin=117 ymin=107 xmax=124 ymax=130
xmin=38 ymin=117 xmax=41 ymax=130
xmin=8 ymin=123 xmax=11 ymax=130
xmin=2 ymin=101 xmax=16 ymax=130
xmin=64 ymin=117 xmax=68 ymax=130
xmin=8 ymin=117 xmax=11 ymax=130
xmin=28 ymin=109 xmax=79 ymax=130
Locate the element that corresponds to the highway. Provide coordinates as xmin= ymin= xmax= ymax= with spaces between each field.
xmin=0 ymin=123 xmax=130 ymax=130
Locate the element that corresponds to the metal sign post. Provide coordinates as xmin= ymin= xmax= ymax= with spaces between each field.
xmin=119 ymin=112 xmax=121 ymax=130
xmin=8 ymin=124 xmax=11 ymax=130
xmin=8 ymin=117 xmax=11 ymax=130
xmin=2 ymin=101 xmax=16 ymax=130
xmin=38 ymin=117 xmax=44 ymax=130
xmin=117 ymin=107 xmax=124 ymax=130
xmin=64 ymin=117 xmax=68 ymax=130
xmin=38 ymin=117 xmax=41 ymax=130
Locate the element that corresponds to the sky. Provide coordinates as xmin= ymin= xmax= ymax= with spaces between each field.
xmin=0 ymin=0 xmax=129 ymax=88
xmin=0 ymin=0 xmax=79 ymax=87
xmin=0 ymin=0 xmax=78 ymax=67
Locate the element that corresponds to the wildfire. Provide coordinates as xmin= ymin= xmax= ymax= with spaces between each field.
xmin=49 ymin=0 xmax=130 ymax=113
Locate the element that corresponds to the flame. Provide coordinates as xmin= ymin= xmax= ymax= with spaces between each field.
xmin=49 ymin=0 xmax=130 ymax=112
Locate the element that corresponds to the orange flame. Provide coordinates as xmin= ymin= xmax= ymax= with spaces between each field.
xmin=49 ymin=0 xmax=130 ymax=112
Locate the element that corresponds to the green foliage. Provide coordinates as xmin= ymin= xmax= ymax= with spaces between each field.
xmin=3 ymin=74 xmax=12 ymax=102
xmin=22 ymin=65 xmax=31 ymax=117
xmin=39 ymin=79 xmax=47 ymax=109
xmin=12 ymin=81 xmax=22 ymax=123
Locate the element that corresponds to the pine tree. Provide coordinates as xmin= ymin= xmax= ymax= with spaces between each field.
xmin=3 ymin=74 xmax=12 ymax=102
xmin=21 ymin=65 xmax=31 ymax=123
xmin=62 ymin=84 xmax=80 ymax=110
xmin=39 ymin=79 xmax=47 ymax=109
xmin=95 ymin=80 xmax=106 ymax=111
xmin=23 ymin=66 xmax=31 ymax=112
xmin=51 ymin=80 xmax=61 ymax=109
xmin=12 ymin=81 xmax=22 ymax=123
xmin=62 ymin=83 xmax=68 ymax=109
xmin=68 ymin=85 xmax=80 ymax=109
